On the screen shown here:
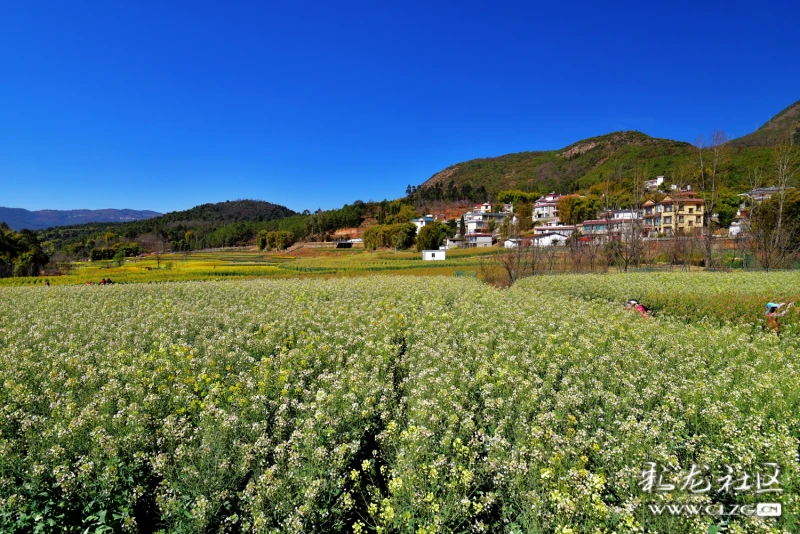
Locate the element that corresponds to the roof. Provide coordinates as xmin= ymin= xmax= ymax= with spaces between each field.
xmin=465 ymin=233 xmax=493 ymax=237
xmin=582 ymin=218 xmax=630 ymax=224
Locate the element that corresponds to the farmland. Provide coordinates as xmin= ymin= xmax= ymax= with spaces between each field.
xmin=1 ymin=273 xmax=799 ymax=533
xmin=0 ymin=249 xmax=495 ymax=287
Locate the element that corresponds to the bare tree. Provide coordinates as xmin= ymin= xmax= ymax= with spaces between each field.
xmin=771 ymin=135 xmax=798 ymax=265
xmin=694 ymin=131 xmax=729 ymax=267
xmin=543 ymin=244 xmax=559 ymax=272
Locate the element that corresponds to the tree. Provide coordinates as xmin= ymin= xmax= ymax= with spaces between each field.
xmin=694 ymin=130 xmax=729 ymax=267
xmin=416 ymin=222 xmax=448 ymax=251
xmin=516 ymin=203 xmax=533 ymax=232
xmin=0 ymin=225 xmax=50 ymax=278
xmin=459 ymin=214 xmax=466 ymax=237
xmin=113 ymin=248 xmax=126 ymax=267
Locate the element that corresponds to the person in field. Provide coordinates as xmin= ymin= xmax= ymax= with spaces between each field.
xmin=765 ymin=301 xmax=794 ymax=332
xmin=624 ymin=300 xmax=649 ymax=317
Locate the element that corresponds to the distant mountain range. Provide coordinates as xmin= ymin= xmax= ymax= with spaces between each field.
xmin=0 ymin=207 xmax=162 ymax=231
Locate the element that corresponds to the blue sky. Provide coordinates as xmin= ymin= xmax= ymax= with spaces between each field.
xmin=1 ymin=1 xmax=798 ymax=214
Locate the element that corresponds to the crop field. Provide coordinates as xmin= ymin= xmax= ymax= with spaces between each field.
xmin=519 ymin=271 xmax=800 ymax=329
xmin=1 ymin=274 xmax=798 ymax=533
xmin=0 ymin=249 xmax=490 ymax=287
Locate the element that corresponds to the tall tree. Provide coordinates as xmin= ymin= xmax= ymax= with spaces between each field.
xmin=694 ymin=131 xmax=729 ymax=267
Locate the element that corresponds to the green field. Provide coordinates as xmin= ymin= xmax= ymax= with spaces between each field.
xmin=1 ymin=272 xmax=798 ymax=533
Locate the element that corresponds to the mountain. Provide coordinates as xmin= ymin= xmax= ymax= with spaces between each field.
xmin=144 ymin=199 xmax=296 ymax=226
xmin=36 ymin=199 xmax=300 ymax=251
xmin=415 ymin=100 xmax=799 ymax=199
xmin=729 ymin=99 xmax=800 ymax=148
xmin=0 ymin=207 xmax=162 ymax=231
xmin=420 ymin=131 xmax=694 ymax=196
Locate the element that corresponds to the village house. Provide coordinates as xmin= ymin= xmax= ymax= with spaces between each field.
xmin=533 ymin=192 xmax=562 ymax=223
xmin=644 ymin=175 xmax=665 ymax=192
xmin=422 ymin=250 xmax=446 ymax=260
xmin=641 ymin=190 xmax=704 ymax=237
xmin=444 ymin=236 xmax=465 ymax=250
xmin=579 ymin=218 xmax=632 ymax=241
xmin=464 ymin=233 xmax=494 ymax=248
xmin=411 ymin=216 xmax=434 ymax=231
xmin=463 ymin=211 xmax=508 ymax=234
xmin=533 ymin=224 xmax=577 ymax=238
xmin=532 ymin=233 xmax=568 ymax=247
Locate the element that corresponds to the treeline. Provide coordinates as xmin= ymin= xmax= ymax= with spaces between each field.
xmin=89 ymin=242 xmax=142 ymax=261
xmin=256 ymin=231 xmax=294 ymax=251
xmin=363 ymin=221 xmax=457 ymax=252
xmin=0 ymin=223 xmax=50 ymax=278
xmin=405 ymin=180 xmax=491 ymax=204
xmin=37 ymin=201 xmax=373 ymax=257
xmin=363 ymin=223 xmax=417 ymax=250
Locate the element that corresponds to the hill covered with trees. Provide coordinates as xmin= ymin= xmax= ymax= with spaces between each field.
xmin=408 ymin=100 xmax=800 ymax=203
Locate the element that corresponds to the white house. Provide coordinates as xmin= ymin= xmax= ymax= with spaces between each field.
xmin=505 ymin=238 xmax=533 ymax=248
xmin=533 ymin=233 xmax=568 ymax=247
xmin=644 ymin=175 xmax=665 ymax=191
xmin=422 ymin=250 xmax=446 ymax=261
xmin=533 ymin=224 xmax=576 ymax=238
xmin=411 ymin=216 xmax=435 ymax=231
xmin=476 ymin=202 xmax=493 ymax=213
xmin=533 ymin=192 xmax=561 ymax=222
xmin=463 ymin=211 xmax=507 ymax=234
xmin=465 ymin=233 xmax=494 ymax=248
xmin=445 ymin=237 xmax=465 ymax=250
xmin=599 ymin=209 xmax=639 ymax=221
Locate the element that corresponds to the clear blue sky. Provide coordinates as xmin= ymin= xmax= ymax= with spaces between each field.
xmin=1 ymin=1 xmax=798 ymax=214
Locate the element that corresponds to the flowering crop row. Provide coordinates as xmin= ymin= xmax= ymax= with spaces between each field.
xmin=0 ymin=276 xmax=798 ymax=533
xmin=518 ymin=271 xmax=800 ymax=331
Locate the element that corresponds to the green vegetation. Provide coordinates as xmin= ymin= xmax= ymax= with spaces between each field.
xmin=1 ymin=273 xmax=798 ymax=532
xmin=415 ymin=221 xmax=452 ymax=252
xmin=410 ymin=100 xmax=800 ymax=203
xmin=0 ymin=223 xmax=50 ymax=278
xmin=256 ymin=230 xmax=294 ymax=251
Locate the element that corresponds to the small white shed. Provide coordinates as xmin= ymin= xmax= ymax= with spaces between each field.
xmin=422 ymin=250 xmax=446 ymax=261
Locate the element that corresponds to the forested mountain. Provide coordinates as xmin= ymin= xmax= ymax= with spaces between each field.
xmin=0 ymin=207 xmax=161 ymax=231
xmin=409 ymin=100 xmax=800 ymax=202
xmin=729 ymin=99 xmax=800 ymax=148
xmin=37 ymin=200 xmax=298 ymax=253
xmin=34 ymin=199 xmax=383 ymax=257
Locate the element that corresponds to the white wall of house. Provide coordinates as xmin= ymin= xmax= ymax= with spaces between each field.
xmin=465 ymin=234 xmax=493 ymax=248
xmin=534 ymin=234 xmax=567 ymax=247
xmin=422 ymin=250 xmax=446 ymax=261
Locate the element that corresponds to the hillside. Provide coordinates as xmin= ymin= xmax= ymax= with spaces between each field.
xmin=415 ymin=100 xmax=799 ymax=200
xmin=420 ymin=131 xmax=695 ymax=197
xmin=37 ymin=199 xmax=299 ymax=252
xmin=729 ymin=99 xmax=800 ymax=147
xmin=0 ymin=207 xmax=161 ymax=231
